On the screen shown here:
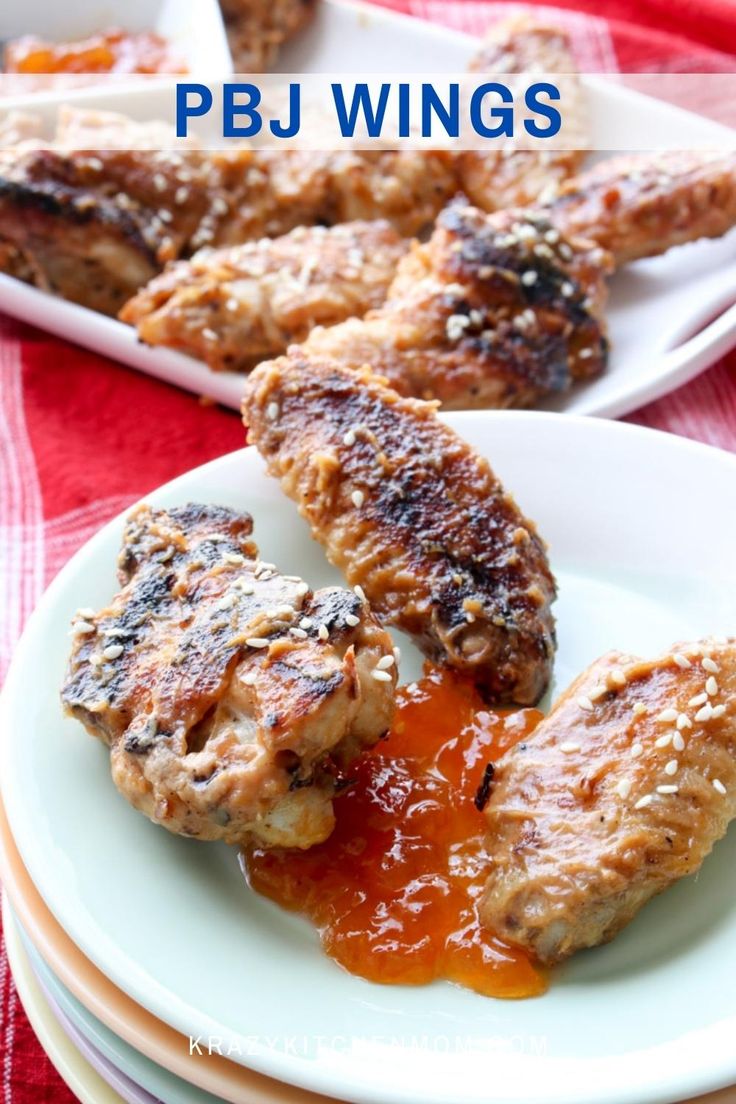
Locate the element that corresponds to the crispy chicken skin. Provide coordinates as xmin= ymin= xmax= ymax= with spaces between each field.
xmin=220 ymin=0 xmax=317 ymax=72
xmin=119 ymin=221 xmax=408 ymax=372
xmin=305 ymin=199 xmax=611 ymax=410
xmin=545 ymin=151 xmax=736 ymax=265
xmin=458 ymin=16 xmax=586 ymax=213
xmin=242 ymin=353 xmax=557 ymax=704
xmin=481 ymin=639 xmax=736 ymax=964
xmin=61 ymin=503 xmax=396 ymax=849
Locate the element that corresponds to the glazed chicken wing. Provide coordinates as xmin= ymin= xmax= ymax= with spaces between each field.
xmin=544 ymin=150 xmax=736 ymax=264
xmin=481 ymin=639 xmax=736 ymax=963
xmin=242 ymin=352 xmax=557 ymax=705
xmin=220 ymin=0 xmax=317 ymax=72
xmin=457 ymin=16 xmax=587 ymax=213
xmin=61 ymin=503 xmax=397 ymax=849
xmin=305 ymin=199 xmax=611 ymax=410
xmin=119 ymin=221 xmax=408 ymax=372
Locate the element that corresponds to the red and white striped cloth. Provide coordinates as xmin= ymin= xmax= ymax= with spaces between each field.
xmin=1 ymin=1 xmax=736 ymax=1099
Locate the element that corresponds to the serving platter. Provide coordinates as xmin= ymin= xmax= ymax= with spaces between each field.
xmin=0 ymin=0 xmax=735 ymax=417
xmin=2 ymin=411 xmax=736 ymax=1104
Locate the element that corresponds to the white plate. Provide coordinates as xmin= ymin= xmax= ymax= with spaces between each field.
xmin=3 ymin=412 xmax=736 ymax=1104
xmin=0 ymin=0 xmax=232 ymax=79
xmin=0 ymin=0 xmax=735 ymax=417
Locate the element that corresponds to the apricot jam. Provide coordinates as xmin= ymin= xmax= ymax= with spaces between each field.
xmin=5 ymin=29 xmax=187 ymax=75
xmin=243 ymin=667 xmax=547 ymax=999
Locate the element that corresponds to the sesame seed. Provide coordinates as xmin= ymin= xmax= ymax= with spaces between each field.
xmin=203 ymin=328 xmax=217 ymax=342
xmin=672 ymin=733 xmax=685 ymax=752
xmin=577 ymin=696 xmax=594 ymax=712
xmin=544 ymin=229 xmax=560 ymax=244
xmin=702 ymin=657 xmax=719 ymax=674
xmin=217 ymin=593 xmax=236 ymax=610
xmin=266 ymin=402 xmax=279 ymax=421
xmin=655 ymin=733 xmax=673 ymax=748
xmin=226 ymin=297 xmax=239 ymax=311
xmin=212 ymin=197 xmax=229 ymax=215
xmin=713 ymin=779 xmax=727 ymax=795
xmin=343 ymin=430 xmax=356 ymax=446
xmin=158 ymin=208 xmax=173 ymax=223
xmin=689 ymin=693 xmax=708 ymax=707
xmin=246 ymin=637 xmax=270 ymax=648
xmin=354 ymin=585 xmax=366 ymax=601
xmin=672 ymin=653 xmax=691 ymax=669
xmin=635 ymin=794 xmax=653 ymax=809
xmin=656 ymin=708 xmax=678 ymax=723
xmin=371 ymin=669 xmax=393 ymax=682
xmin=77 ymin=607 xmax=96 ymax=619
xmin=377 ymin=655 xmax=395 ymax=670
xmin=465 ymin=612 xmax=475 ymax=623
xmin=299 ymin=617 xmax=312 ymax=630
xmin=175 ymin=186 xmax=189 ymax=204
xmin=656 ymin=784 xmax=679 ymax=794
xmin=318 ymin=624 xmax=329 ymax=642
xmin=631 ymin=742 xmax=644 ymax=758
xmin=695 ymin=703 xmax=714 ymax=722
xmin=560 ymin=741 xmax=580 ymax=753
xmin=664 ymin=759 xmax=679 ymax=776
xmin=521 ymin=270 xmax=538 ymax=286
xmin=243 ymin=671 xmax=258 ymax=686
xmin=224 ymin=553 xmax=245 ymax=565
xmin=351 ymin=490 xmax=365 ymax=508
xmin=711 ymin=704 xmax=726 ymax=719
xmin=345 ymin=613 xmax=360 ymax=627
xmin=153 ymin=173 xmax=167 ymax=192
xmin=102 ymin=644 xmax=124 ymax=660
xmin=632 ymin=702 xmax=647 ymax=716
xmin=616 ymin=778 xmax=632 ymax=799
xmin=290 ymin=627 xmax=308 ymax=639
xmin=560 ymin=281 xmax=575 ymax=297
xmin=296 ymin=582 xmax=309 ymax=597
xmin=589 ymin=684 xmax=608 ymax=702
xmin=72 ymin=621 xmax=95 ymax=635
xmin=706 ymin=676 xmax=718 ymax=696
xmin=677 ymin=713 xmax=692 ymax=731
xmin=609 ymin=668 xmax=627 ymax=688
xmin=393 ymin=646 xmax=401 ymax=663
xmin=237 ymin=582 xmax=255 ymax=595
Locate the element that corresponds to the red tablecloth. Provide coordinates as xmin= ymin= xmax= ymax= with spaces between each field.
xmin=1 ymin=1 xmax=736 ymax=1100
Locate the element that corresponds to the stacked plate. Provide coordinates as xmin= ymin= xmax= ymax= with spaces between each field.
xmin=2 ymin=413 xmax=736 ymax=1104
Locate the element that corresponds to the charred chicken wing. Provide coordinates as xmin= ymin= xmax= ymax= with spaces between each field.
xmin=119 ymin=221 xmax=408 ymax=372
xmin=481 ymin=639 xmax=736 ymax=963
xmin=305 ymin=199 xmax=611 ymax=410
xmin=61 ymin=503 xmax=397 ymax=849
xmin=242 ymin=353 xmax=557 ymax=705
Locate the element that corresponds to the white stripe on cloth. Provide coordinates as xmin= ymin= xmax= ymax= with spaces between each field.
xmin=0 ymin=345 xmax=45 ymax=683
xmin=408 ymin=1 xmax=620 ymax=71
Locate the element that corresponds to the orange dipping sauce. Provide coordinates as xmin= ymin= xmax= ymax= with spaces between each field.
xmin=243 ymin=667 xmax=547 ymax=999
xmin=4 ymin=29 xmax=187 ymax=75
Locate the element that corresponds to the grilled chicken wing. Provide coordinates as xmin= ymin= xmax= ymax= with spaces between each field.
xmin=242 ymin=353 xmax=557 ymax=704
xmin=481 ymin=639 xmax=736 ymax=963
xmin=305 ymin=199 xmax=611 ymax=410
xmin=119 ymin=221 xmax=408 ymax=372
xmin=61 ymin=503 xmax=397 ymax=849
xmin=0 ymin=142 xmax=259 ymax=315
xmin=544 ymin=150 xmax=736 ymax=265
xmin=457 ymin=16 xmax=586 ymax=213
xmin=220 ymin=0 xmax=317 ymax=72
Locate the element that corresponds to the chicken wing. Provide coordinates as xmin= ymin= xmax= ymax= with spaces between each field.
xmin=61 ymin=503 xmax=397 ymax=849
xmin=242 ymin=352 xmax=557 ymax=705
xmin=544 ymin=150 xmax=736 ymax=265
xmin=119 ymin=221 xmax=408 ymax=372
xmin=305 ymin=199 xmax=611 ymax=410
xmin=480 ymin=639 xmax=736 ymax=963
xmin=457 ymin=15 xmax=587 ymax=213
xmin=220 ymin=0 xmax=317 ymax=72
